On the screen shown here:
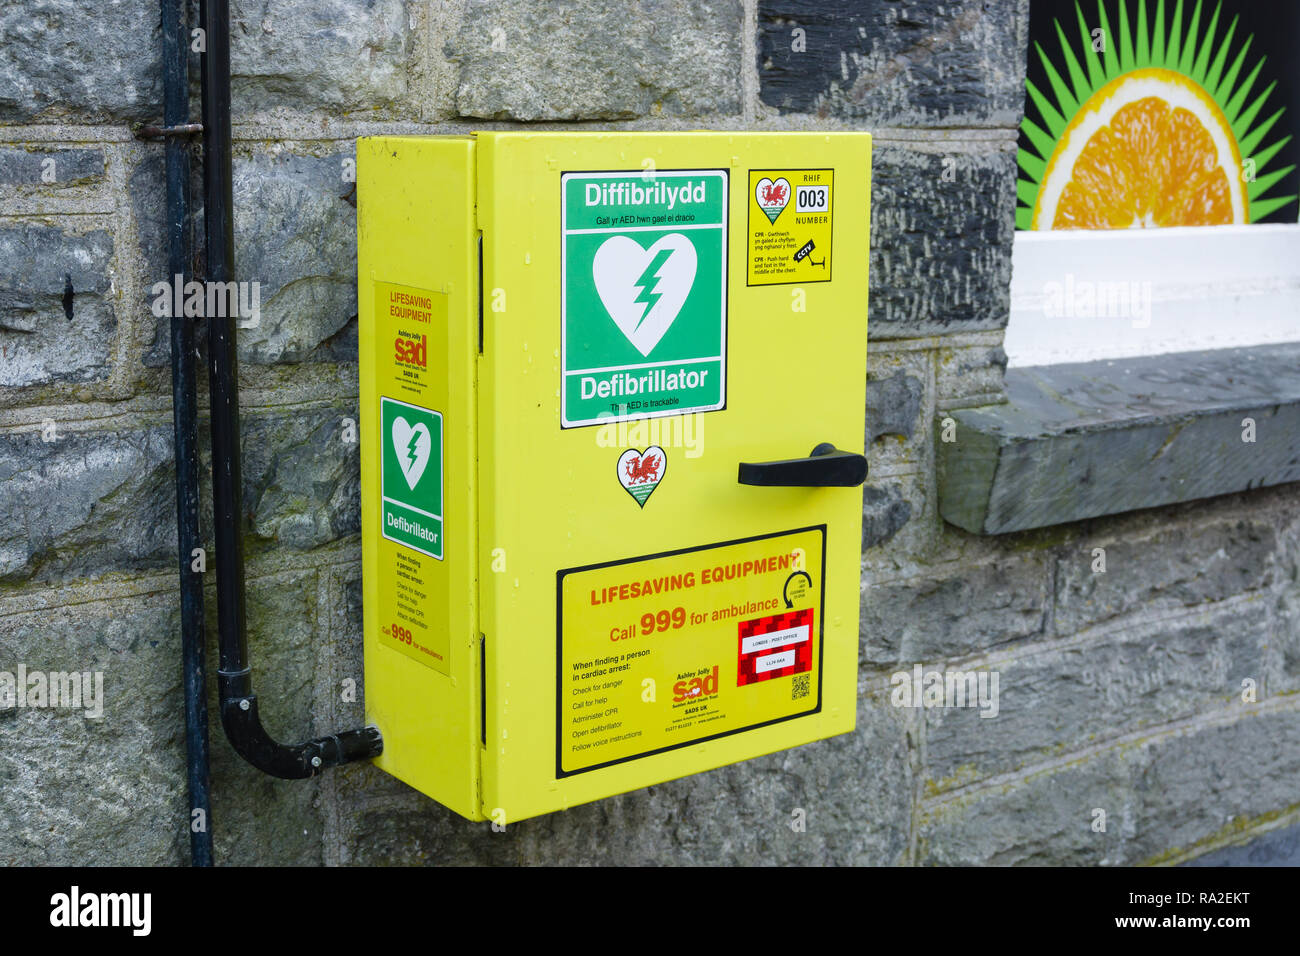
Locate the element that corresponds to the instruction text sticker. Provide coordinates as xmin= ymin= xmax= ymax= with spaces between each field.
xmin=556 ymin=527 xmax=824 ymax=776
xmin=747 ymin=169 xmax=833 ymax=286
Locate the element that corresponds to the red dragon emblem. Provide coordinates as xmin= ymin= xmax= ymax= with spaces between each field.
xmin=624 ymin=453 xmax=661 ymax=485
xmin=760 ymin=181 xmax=787 ymax=206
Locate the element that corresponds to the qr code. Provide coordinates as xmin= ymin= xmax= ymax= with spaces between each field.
xmin=792 ymin=673 xmax=810 ymax=700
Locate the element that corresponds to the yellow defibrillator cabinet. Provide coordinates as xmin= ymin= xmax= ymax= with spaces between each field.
xmin=357 ymin=131 xmax=870 ymax=823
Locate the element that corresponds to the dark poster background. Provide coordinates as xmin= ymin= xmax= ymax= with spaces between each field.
xmin=1021 ymin=0 xmax=1300 ymax=226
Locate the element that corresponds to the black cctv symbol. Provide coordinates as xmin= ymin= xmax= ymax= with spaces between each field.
xmin=793 ymin=239 xmax=826 ymax=269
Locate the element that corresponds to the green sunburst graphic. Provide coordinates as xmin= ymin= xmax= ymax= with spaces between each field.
xmin=1017 ymin=0 xmax=1297 ymax=229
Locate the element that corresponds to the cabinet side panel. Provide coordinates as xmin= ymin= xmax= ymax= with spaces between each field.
xmin=358 ymin=135 xmax=482 ymax=820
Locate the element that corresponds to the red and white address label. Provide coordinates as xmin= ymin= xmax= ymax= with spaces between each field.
xmin=736 ymin=607 xmax=814 ymax=687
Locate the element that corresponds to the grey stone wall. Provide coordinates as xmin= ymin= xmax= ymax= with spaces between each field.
xmin=1 ymin=0 xmax=1297 ymax=866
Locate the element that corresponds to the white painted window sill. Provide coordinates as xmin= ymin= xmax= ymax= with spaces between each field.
xmin=1004 ymin=223 xmax=1300 ymax=368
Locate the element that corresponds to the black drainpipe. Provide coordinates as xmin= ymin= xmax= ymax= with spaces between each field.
xmin=198 ymin=0 xmax=382 ymax=778
xmin=156 ymin=0 xmax=214 ymax=867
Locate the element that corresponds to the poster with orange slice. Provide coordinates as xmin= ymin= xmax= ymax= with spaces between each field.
xmin=1017 ymin=0 xmax=1297 ymax=230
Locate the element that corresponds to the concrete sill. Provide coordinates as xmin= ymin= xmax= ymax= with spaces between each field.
xmin=936 ymin=343 xmax=1300 ymax=535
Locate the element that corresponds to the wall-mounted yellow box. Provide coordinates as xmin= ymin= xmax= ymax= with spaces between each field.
xmin=357 ymin=131 xmax=870 ymax=823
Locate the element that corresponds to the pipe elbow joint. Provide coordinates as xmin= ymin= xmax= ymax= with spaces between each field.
xmin=218 ymin=692 xmax=383 ymax=779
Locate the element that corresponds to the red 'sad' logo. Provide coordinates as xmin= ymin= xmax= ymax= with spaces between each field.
xmin=394 ymin=334 xmax=427 ymax=368
xmin=672 ymin=665 xmax=719 ymax=702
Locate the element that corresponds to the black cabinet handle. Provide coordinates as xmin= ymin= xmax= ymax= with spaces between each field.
xmin=737 ymin=442 xmax=868 ymax=487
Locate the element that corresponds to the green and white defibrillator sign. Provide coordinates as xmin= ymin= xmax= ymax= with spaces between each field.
xmin=380 ymin=396 xmax=444 ymax=559
xmin=561 ymin=169 xmax=728 ymax=428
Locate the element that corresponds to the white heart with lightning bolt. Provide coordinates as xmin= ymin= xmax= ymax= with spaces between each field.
xmin=391 ymin=416 xmax=431 ymax=489
xmin=592 ymin=232 xmax=697 ymax=357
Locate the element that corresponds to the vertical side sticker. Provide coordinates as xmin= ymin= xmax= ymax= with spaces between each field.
xmin=374 ymin=279 xmax=450 ymax=674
